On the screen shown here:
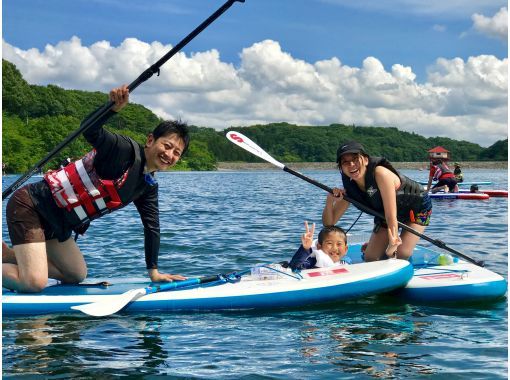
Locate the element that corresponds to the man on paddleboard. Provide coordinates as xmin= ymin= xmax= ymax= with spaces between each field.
xmin=3 ymin=85 xmax=189 ymax=292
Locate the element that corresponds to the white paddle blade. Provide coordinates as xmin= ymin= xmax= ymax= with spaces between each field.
xmin=71 ymin=288 xmax=147 ymax=317
xmin=226 ymin=131 xmax=285 ymax=169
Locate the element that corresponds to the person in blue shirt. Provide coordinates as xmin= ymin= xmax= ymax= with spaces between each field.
xmin=289 ymin=221 xmax=350 ymax=271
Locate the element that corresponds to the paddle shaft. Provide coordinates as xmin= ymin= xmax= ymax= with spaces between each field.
xmin=2 ymin=0 xmax=244 ymax=201
xmin=283 ymin=166 xmax=484 ymax=267
xmin=146 ymin=275 xmax=220 ymax=294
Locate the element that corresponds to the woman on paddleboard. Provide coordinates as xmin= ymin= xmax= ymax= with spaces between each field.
xmin=3 ymin=85 xmax=189 ymax=292
xmin=322 ymin=141 xmax=432 ymax=261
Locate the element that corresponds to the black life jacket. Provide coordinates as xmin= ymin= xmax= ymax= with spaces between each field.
xmin=44 ymin=138 xmax=142 ymax=228
xmin=342 ymin=157 xmax=424 ymax=222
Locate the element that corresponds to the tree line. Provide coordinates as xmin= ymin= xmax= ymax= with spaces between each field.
xmin=2 ymin=59 xmax=507 ymax=173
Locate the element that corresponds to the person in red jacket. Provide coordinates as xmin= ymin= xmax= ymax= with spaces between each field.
xmin=426 ymin=159 xmax=459 ymax=193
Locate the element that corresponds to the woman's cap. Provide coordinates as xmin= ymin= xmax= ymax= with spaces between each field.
xmin=336 ymin=141 xmax=367 ymax=162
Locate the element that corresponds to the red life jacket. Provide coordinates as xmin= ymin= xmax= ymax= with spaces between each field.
xmin=432 ymin=162 xmax=454 ymax=181
xmin=44 ymin=139 xmax=142 ymax=226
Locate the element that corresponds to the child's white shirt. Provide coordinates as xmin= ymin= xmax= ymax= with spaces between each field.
xmin=311 ymin=239 xmax=339 ymax=268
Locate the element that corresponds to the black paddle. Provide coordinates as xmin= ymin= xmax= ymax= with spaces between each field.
xmin=2 ymin=0 xmax=245 ymax=201
xmin=226 ymin=131 xmax=485 ymax=267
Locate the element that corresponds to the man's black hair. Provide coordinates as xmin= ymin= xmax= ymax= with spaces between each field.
xmin=151 ymin=120 xmax=190 ymax=155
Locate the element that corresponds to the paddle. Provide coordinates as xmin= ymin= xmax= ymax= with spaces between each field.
xmin=2 ymin=0 xmax=245 ymax=201
xmin=226 ymin=131 xmax=485 ymax=267
xmin=71 ymin=275 xmax=224 ymax=316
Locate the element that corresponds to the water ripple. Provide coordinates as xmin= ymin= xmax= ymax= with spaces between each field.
xmin=2 ymin=169 xmax=507 ymax=378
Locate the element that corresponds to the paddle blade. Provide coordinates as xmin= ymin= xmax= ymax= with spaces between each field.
xmin=226 ymin=131 xmax=285 ymax=169
xmin=71 ymin=288 xmax=146 ymax=317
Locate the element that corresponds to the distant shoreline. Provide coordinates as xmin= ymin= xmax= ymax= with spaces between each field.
xmin=4 ymin=161 xmax=506 ymax=176
xmin=217 ymin=161 xmax=508 ymax=171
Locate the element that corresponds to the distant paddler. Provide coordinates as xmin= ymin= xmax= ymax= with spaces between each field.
xmin=453 ymin=162 xmax=463 ymax=183
xmin=3 ymin=85 xmax=190 ymax=292
xmin=426 ymin=159 xmax=459 ymax=194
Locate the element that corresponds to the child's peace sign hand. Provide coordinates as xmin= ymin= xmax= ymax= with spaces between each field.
xmin=301 ymin=221 xmax=315 ymax=250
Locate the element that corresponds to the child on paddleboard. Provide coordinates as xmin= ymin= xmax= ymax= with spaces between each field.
xmin=323 ymin=141 xmax=432 ymax=262
xmin=288 ymin=221 xmax=351 ymax=270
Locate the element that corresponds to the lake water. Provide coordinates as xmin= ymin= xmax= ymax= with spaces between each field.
xmin=2 ymin=168 xmax=508 ymax=379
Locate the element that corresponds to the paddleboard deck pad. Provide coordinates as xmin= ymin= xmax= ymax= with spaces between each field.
xmin=2 ymin=259 xmax=412 ymax=315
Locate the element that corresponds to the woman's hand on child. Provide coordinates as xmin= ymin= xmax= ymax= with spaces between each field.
xmin=301 ymin=221 xmax=315 ymax=250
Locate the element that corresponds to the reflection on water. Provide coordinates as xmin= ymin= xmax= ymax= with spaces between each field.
xmin=4 ymin=315 xmax=168 ymax=378
xmin=3 ymin=298 xmax=507 ymax=378
xmin=2 ymin=169 xmax=508 ymax=378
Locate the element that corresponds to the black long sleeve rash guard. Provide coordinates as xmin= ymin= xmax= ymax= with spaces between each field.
xmin=29 ymin=110 xmax=161 ymax=270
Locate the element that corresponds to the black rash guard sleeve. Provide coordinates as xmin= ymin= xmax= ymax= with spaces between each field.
xmin=134 ymin=184 xmax=160 ymax=270
xmin=83 ymin=110 xmax=134 ymax=179
xmin=289 ymin=245 xmax=315 ymax=270
xmin=83 ymin=109 xmax=161 ymax=270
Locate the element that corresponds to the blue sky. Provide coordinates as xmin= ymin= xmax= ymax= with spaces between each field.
xmin=2 ymin=0 xmax=508 ymax=146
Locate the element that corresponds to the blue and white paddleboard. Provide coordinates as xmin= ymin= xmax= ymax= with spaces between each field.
xmin=2 ymin=259 xmax=412 ymax=316
xmin=349 ymin=243 xmax=507 ymax=303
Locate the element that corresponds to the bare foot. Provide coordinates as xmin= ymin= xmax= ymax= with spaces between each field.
xmin=2 ymin=241 xmax=17 ymax=264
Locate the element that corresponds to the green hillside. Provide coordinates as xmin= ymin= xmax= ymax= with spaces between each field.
xmin=2 ymin=59 xmax=507 ymax=173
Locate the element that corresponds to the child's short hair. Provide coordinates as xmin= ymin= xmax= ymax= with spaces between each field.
xmin=318 ymin=225 xmax=347 ymax=244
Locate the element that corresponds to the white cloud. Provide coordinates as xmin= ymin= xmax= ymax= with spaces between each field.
xmin=471 ymin=7 xmax=508 ymax=41
xmin=2 ymin=37 xmax=507 ymax=147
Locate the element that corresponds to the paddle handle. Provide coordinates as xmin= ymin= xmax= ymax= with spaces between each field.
xmin=128 ymin=0 xmax=245 ymax=94
xmin=2 ymin=0 xmax=245 ymax=201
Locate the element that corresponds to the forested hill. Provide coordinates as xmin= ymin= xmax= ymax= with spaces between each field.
xmin=2 ymin=59 xmax=507 ymax=173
